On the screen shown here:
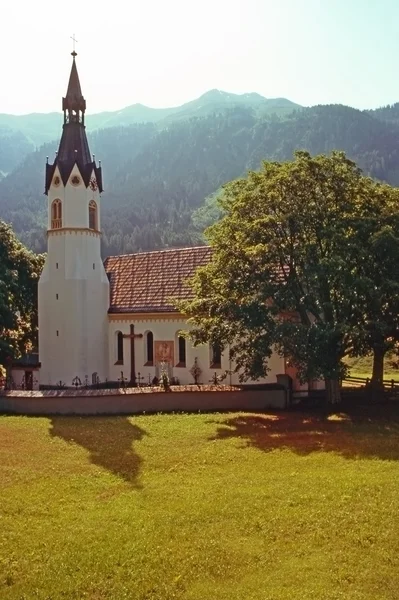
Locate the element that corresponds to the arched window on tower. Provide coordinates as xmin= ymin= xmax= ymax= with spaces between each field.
xmin=89 ymin=200 xmax=97 ymax=230
xmin=51 ymin=199 xmax=62 ymax=229
xmin=145 ymin=331 xmax=154 ymax=365
xmin=116 ymin=331 xmax=124 ymax=364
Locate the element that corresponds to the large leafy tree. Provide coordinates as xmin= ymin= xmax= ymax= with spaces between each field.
xmin=0 ymin=221 xmax=44 ymax=369
xmin=178 ymin=151 xmax=399 ymax=405
xmin=348 ymin=184 xmax=399 ymax=388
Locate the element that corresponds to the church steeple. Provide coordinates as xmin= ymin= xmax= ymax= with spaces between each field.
xmin=39 ymin=44 xmax=110 ymax=389
xmin=45 ymin=50 xmax=102 ymax=194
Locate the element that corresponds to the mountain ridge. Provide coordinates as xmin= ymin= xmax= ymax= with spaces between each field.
xmin=0 ymin=89 xmax=302 ymax=174
xmin=1 ymin=100 xmax=399 ymax=258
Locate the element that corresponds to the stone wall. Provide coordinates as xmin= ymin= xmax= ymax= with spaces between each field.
xmin=0 ymin=386 xmax=287 ymax=415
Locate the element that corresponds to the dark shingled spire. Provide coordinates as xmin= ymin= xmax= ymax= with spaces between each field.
xmin=45 ymin=51 xmax=102 ymax=194
xmin=62 ymin=54 xmax=86 ymax=115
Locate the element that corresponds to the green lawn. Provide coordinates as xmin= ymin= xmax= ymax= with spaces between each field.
xmin=345 ymin=354 xmax=399 ymax=381
xmin=1 ymin=410 xmax=399 ymax=599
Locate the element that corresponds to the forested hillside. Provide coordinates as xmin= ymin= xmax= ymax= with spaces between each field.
xmin=0 ymin=90 xmax=300 ymax=174
xmin=368 ymin=102 xmax=399 ymax=126
xmin=0 ymin=127 xmax=35 ymax=176
xmin=1 ymin=99 xmax=399 ymax=257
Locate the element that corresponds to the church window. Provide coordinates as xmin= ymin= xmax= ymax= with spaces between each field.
xmin=56 ymin=263 xmax=59 ymax=269
xmin=51 ymin=199 xmax=62 ymax=229
xmin=56 ymin=330 xmax=59 ymax=337
xmin=177 ymin=336 xmax=186 ymax=366
xmin=89 ymin=200 xmax=97 ymax=230
xmin=56 ymin=294 xmax=58 ymax=300
xmin=116 ymin=331 xmax=124 ymax=364
xmin=145 ymin=331 xmax=154 ymax=365
xmin=210 ymin=343 xmax=222 ymax=368
xmin=71 ymin=175 xmax=80 ymax=186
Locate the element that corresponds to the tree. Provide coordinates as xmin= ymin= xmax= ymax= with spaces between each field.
xmin=0 ymin=221 xmax=44 ymax=369
xmin=178 ymin=151 xmax=399 ymax=405
xmin=347 ymin=183 xmax=399 ymax=390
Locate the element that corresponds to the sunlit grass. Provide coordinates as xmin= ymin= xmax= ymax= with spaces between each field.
xmin=1 ymin=410 xmax=399 ymax=599
xmin=345 ymin=354 xmax=399 ymax=381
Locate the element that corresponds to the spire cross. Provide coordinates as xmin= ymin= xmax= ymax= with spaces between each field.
xmin=70 ymin=34 xmax=78 ymax=56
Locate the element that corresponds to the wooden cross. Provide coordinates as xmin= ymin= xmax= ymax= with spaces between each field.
xmin=123 ymin=332 xmax=143 ymax=339
xmin=70 ymin=34 xmax=78 ymax=56
xmin=124 ymin=325 xmax=143 ymax=385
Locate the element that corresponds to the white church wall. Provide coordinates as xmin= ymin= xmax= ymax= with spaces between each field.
xmin=39 ymin=230 xmax=109 ymax=386
xmin=107 ymin=316 xmax=286 ymax=386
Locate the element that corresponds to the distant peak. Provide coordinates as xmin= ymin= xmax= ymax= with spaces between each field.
xmin=199 ymin=89 xmax=228 ymax=98
xmin=197 ymin=89 xmax=268 ymax=104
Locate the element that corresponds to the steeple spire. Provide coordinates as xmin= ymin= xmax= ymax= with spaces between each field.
xmin=44 ymin=48 xmax=102 ymax=195
xmin=62 ymin=50 xmax=86 ymax=124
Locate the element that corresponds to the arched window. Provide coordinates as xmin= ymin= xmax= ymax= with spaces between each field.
xmin=145 ymin=331 xmax=154 ymax=365
xmin=116 ymin=331 xmax=124 ymax=364
xmin=89 ymin=200 xmax=97 ymax=230
xmin=210 ymin=343 xmax=222 ymax=368
xmin=177 ymin=336 xmax=186 ymax=366
xmin=51 ymin=199 xmax=62 ymax=229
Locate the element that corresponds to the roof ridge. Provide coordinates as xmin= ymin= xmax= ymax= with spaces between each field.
xmin=106 ymin=245 xmax=213 ymax=314
xmin=106 ymin=245 xmax=210 ymax=260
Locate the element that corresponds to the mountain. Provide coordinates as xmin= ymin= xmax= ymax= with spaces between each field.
xmin=1 ymin=100 xmax=399 ymax=257
xmin=0 ymin=113 xmax=63 ymax=149
xmin=0 ymin=90 xmax=301 ymax=174
xmin=158 ymin=90 xmax=300 ymax=124
xmin=0 ymin=126 xmax=36 ymax=174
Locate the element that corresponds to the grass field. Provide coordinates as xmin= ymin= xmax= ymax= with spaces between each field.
xmin=1 ymin=410 xmax=399 ymax=599
xmin=345 ymin=354 xmax=399 ymax=381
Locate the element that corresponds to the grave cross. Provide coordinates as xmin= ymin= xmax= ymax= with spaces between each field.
xmin=72 ymin=376 xmax=82 ymax=389
xmin=118 ymin=371 xmax=127 ymax=389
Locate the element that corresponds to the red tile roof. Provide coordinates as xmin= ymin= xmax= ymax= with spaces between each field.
xmin=104 ymin=246 xmax=212 ymax=313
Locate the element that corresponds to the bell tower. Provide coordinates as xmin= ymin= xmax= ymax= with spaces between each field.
xmin=38 ymin=50 xmax=109 ymax=387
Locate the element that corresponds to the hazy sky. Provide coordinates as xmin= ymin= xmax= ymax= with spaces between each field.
xmin=1 ymin=0 xmax=399 ymax=114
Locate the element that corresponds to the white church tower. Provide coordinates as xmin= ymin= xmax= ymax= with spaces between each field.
xmin=38 ymin=50 xmax=109 ymax=386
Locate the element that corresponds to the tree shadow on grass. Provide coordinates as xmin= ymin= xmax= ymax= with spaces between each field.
xmin=50 ymin=416 xmax=148 ymax=487
xmin=209 ymin=405 xmax=399 ymax=461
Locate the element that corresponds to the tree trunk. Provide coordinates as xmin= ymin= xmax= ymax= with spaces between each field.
xmin=371 ymin=345 xmax=385 ymax=389
xmin=371 ymin=345 xmax=385 ymax=401
xmin=325 ymin=378 xmax=341 ymax=405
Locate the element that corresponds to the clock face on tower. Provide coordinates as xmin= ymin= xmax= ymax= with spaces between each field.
xmin=89 ymin=177 xmax=98 ymax=191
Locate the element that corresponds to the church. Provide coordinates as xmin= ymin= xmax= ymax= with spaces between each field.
xmin=23 ymin=51 xmax=300 ymax=391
